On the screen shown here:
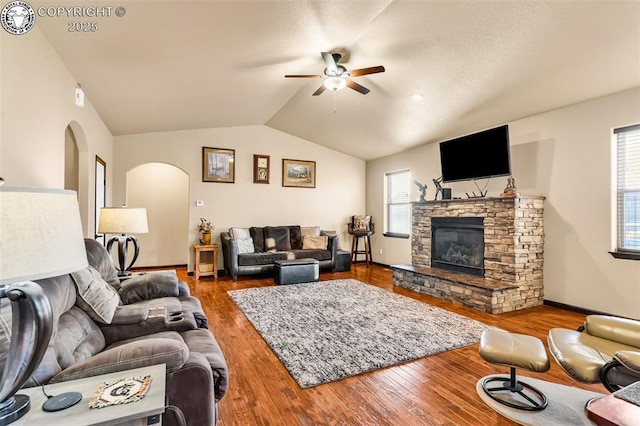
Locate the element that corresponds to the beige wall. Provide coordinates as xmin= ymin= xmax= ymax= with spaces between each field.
xmin=113 ymin=125 xmax=366 ymax=271
xmin=126 ymin=163 xmax=190 ymax=267
xmin=0 ymin=27 xmax=114 ymax=237
xmin=367 ymin=87 xmax=640 ymax=318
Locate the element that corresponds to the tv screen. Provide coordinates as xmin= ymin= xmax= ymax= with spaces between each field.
xmin=439 ymin=125 xmax=511 ymax=183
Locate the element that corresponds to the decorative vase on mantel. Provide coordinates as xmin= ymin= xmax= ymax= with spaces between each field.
xmin=202 ymin=233 xmax=211 ymax=245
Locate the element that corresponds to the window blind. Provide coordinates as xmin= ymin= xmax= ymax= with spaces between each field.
xmin=386 ymin=170 xmax=410 ymax=234
xmin=615 ymin=124 xmax=640 ymax=252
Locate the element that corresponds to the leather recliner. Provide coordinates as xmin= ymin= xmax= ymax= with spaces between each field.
xmin=548 ymin=315 xmax=640 ymax=391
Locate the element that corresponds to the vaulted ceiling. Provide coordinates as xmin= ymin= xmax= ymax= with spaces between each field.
xmin=34 ymin=1 xmax=640 ymax=160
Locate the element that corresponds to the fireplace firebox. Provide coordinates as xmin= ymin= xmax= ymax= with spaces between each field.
xmin=431 ymin=217 xmax=484 ymax=277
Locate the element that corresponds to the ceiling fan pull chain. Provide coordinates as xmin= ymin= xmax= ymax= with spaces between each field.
xmin=333 ymin=90 xmax=337 ymax=113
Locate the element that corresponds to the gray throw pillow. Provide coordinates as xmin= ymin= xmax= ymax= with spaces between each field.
xmin=70 ymin=266 xmax=121 ymax=324
xmin=264 ymin=226 xmax=291 ymax=252
xmin=237 ymin=237 xmax=255 ymax=254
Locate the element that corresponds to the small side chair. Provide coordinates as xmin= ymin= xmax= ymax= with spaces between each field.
xmin=347 ymin=215 xmax=374 ymax=266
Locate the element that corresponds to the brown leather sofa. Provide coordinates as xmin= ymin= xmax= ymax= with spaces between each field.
xmin=1 ymin=239 xmax=228 ymax=425
xmin=548 ymin=315 xmax=640 ymax=391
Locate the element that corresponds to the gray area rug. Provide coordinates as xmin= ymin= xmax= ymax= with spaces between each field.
xmin=228 ymin=279 xmax=493 ymax=388
xmin=476 ymin=375 xmax=605 ymax=425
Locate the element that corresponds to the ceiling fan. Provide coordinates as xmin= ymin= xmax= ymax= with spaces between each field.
xmin=285 ymin=52 xmax=385 ymax=96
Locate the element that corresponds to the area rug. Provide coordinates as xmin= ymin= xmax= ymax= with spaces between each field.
xmin=476 ymin=375 xmax=605 ymax=425
xmin=228 ymin=279 xmax=493 ymax=388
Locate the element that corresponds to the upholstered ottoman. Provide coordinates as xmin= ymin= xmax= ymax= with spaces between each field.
xmin=274 ymin=258 xmax=319 ymax=285
xmin=335 ymin=250 xmax=352 ymax=272
xmin=478 ymin=329 xmax=550 ymax=411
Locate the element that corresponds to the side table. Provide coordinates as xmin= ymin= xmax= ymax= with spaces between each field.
xmin=15 ymin=363 xmax=166 ymax=425
xmin=193 ymin=244 xmax=218 ymax=279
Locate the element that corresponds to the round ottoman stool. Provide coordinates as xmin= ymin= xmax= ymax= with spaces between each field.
xmin=478 ymin=329 xmax=550 ymax=411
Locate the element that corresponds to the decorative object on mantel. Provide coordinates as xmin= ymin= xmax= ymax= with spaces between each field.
xmin=414 ymin=180 xmax=427 ymax=202
xmin=500 ymin=176 xmax=519 ymax=197
xmin=432 ymin=176 xmax=451 ymax=200
xmin=198 ymin=217 xmax=214 ymax=245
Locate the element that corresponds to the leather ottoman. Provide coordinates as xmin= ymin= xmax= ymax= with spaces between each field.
xmin=335 ymin=250 xmax=351 ymax=272
xmin=274 ymin=258 xmax=319 ymax=285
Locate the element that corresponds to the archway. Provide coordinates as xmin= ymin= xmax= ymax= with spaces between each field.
xmin=65 ymin=121 xmax=91 ymax=237
xmin=126 ymin=163 xmax=189 ymax=267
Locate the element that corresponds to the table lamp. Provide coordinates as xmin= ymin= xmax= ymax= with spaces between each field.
xmin=98 ymin=207 xmax=149 ymax=277
xmin=0 ymin=187 xmax=89 ymax=424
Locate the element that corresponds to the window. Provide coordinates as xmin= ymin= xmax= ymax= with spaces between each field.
xmin=385 ymin=170 xmax=411 ymax=237
xmin=612 ymin=124 xmax=640 ymax=260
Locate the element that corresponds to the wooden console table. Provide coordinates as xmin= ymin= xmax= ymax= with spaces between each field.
xmin=193 ymin=244 xmax=218 ymax=280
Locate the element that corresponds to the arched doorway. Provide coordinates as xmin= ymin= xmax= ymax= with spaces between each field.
xmin=64 ymin=122 xmax=91 ymax=237
xmin=126 ymin=163 xmax=189 ymax=267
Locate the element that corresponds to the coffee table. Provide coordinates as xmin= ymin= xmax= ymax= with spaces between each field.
xmin=587 ymin=391 xmax=640 ymax=426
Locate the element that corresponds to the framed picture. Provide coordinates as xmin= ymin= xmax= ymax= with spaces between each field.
xmin=202 ymin=147 xmax=235 ymax=183
xmin=282 ymin=158 xmax=316 ymax=188
xmin=253 ymin=154 xmax=270 ymax=184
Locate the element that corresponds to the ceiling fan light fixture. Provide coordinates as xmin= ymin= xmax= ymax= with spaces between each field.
xmin=324 ymin=76 xmax=347 ymax=91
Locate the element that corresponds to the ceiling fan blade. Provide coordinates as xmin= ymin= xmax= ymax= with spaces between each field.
xmin=312 ymin=84 xmax=327 ymax=96
xmin=346 ymin=79 xmax=370 ymax=95
xmin=349 ymin=66 xmax=385 ymax=77
xmin=285 ymin=74 xmax=322 ymax=78
xmin=321 ymin=52 xmax=339 ymax=74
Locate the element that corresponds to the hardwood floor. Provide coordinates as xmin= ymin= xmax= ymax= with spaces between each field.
xmin=178 ymin=264 xmax=603 ymax=425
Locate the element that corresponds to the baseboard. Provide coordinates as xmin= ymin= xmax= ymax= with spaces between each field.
xmin=132 ymin=264 xmax=187 ymax=272
xmin=187 ymin=269 xmax=224 ymax=277
xmin=543 ymin=300 xmax=614 ymax=316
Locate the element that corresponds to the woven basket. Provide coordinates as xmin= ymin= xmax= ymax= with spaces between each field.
xmin=199 ymin=264 xmax=214 ymax=273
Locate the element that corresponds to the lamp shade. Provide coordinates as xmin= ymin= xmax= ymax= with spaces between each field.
xmin=324 ymin=76 xmax=347 ymax=91
xmin=0 ymin=187 xmax=89 ymax=285
xmin=98 ymin=207 xmax=149 ymax=234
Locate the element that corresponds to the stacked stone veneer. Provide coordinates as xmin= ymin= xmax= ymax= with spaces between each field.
xmin=392 ymin=196 xmax=545 ymax=313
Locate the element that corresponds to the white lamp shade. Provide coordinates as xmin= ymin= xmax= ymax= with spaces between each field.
xmin=98 ymin=207 xmax=149 ymax=234
xmin=0 ymin=187 xmax=89 ymax=285
xmin=324 ymin=76 xmax=347 ymax=91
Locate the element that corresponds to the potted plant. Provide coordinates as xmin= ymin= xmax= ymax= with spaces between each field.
xmin=198 ymin=218 xmax=214 ymax=245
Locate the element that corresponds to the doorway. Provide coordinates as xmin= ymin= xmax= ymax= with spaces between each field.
xmin=126 ymin=163 xmax=189 ymax=267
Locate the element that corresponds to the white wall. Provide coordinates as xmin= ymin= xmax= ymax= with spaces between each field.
xmin=126 ymin=163 xmax=190 ymax=267
xmin=367 ymin=87 xmax=640 ymax=318
xmin=0 ymin=27 xmax=114 ymax=237
xmin=113 ymin=125 xmax=366 ymax=271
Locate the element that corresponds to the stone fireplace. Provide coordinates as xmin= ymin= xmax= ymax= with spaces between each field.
xmin=392 ymin=196 xmax=545 ymax=314
xmin=431 ymin=217 xmax=484 ymax=277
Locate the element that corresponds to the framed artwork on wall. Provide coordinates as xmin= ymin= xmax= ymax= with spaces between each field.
xmin=253 ymin=154 xmax=270 ymax=184
xmin=202 ymin=147 xmax=235 ymax=183
xmin=282 ymin=158 xmax=316 ymax=188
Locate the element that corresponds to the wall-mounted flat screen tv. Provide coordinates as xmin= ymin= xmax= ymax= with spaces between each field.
xmin=439 ymin=124 xmax=511 ymax=183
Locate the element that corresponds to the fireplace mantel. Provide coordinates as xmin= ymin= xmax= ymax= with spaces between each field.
xmin=393 ymin=195 xmax=545 ymax=313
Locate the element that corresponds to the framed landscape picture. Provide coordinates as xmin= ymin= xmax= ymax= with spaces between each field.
xmin=203 ymin=147 xmax=235 ymax=183
xmin=253 ymin=154 xmax=270 ymax=184
xmin=282 ymin=159 xmax=316 ymax=188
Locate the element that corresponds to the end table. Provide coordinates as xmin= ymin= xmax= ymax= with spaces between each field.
xmin=193 ymin=244 xmax=218 ymax=280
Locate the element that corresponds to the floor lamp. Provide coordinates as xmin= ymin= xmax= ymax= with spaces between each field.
xmin=98 ymin=207 xmax=149 ymax=277
xmin=0 ymin=187 xmax=88 ymax=424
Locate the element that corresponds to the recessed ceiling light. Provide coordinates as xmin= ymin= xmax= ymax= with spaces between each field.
xmin=410 ymin=93 xmax=424 ymax=101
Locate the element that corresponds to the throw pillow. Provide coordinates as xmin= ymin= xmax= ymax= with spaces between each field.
xmin=250 ymin=227 xmax=265 ymax=252
xmin=353 ymin=215 xmax=371 ymax=231
xmin=288 ymin=225 xmax=303 ymax=250
xmin=264 ymin=226 xmax=291 ymax=252
xmin=70 ymin=265 xmax=121 ymax=324
xmin=230 ymin=227 xmax=251 ymax=239
xmin=237 ymin=237 xmax=255 ymax=254
xmin=302 ymin=235 xmax=328 ymax=250
xmin=321 ymin=230 xmax=343 ymax=250
xmin=301 ymin=226 xmax=321 ymax=238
